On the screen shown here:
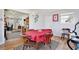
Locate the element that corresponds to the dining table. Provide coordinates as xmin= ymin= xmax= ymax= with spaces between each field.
xmin=24 ymin=29 xmax=53 ymax=49
xmin=25 ymin=30 xmax=52 ymax=42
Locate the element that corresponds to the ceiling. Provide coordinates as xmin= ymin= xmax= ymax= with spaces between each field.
xmin=4 ymin=9 xmax=79 ymax=18
xmin=13 ymin=9 xmax=79 ymax=15
xmin=13 ymin=9 xmax=59 ymax=14
xmin=4 ymin=9 xmax=29 ymax=18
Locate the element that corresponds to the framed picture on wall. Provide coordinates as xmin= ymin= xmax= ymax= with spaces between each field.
xmin=34 ymin=14 xmax=39 ymax=23
xmin=53 ymin=14 xmax=58 ymax=22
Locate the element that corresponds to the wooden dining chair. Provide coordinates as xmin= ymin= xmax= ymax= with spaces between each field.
xmin=22 ymin=29 xmax=37 ymax=49
xmin=20 ymin=27 xmax=31 ymax=50
xmin=44 ymin=33 xmax=53 ymax=48
xmin=37 ymin=33 xmax=53 ymax=49
xmin=61 ymin=28 xmax=70 ymax=40
xmin=22 ymin=35 xmax=33 ymax=50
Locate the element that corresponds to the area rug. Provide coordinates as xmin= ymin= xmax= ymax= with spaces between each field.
xmin=14 ymin=40 xmax=59 ymax=50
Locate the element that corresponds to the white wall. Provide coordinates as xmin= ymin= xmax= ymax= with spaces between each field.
xmin=29 ymin=13 xmax=45 ymax=29
xmin=0 ymin=9 xmax=4 ymax=45
xmin=5 ymin=9 xmax=45 ymax=30
xmin=44 ymin=10 xmax=79 ymax=36
xmin=29 ymin=10 xmax=79 ymax=36
xmin=13 ymin=9 xmax=79 ymax=36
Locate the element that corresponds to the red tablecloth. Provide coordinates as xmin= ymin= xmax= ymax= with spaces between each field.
xmin=24 ymin=30 xmax=37 ymax=41
xmin=25 ymin=30 xmax=52 ymax=43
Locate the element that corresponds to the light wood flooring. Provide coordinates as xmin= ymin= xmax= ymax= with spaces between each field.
xmin=0 ymin=36 xmax=75 ymax=50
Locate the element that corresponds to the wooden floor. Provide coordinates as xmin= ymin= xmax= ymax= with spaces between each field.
xmin=0 ymin=38 xmax=24 ymax=50
xmin=0 ymin=36 xmax=75 ymax=50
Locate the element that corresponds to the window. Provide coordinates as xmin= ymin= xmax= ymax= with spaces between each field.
xmin=61 ymin=15 xmax=70 ymax=23
xmin=60 ymin=12 xmax=74 ymax=23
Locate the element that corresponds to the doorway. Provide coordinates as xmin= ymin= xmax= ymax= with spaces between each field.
xmin=4 ymin=9 xmax=29 ymax=40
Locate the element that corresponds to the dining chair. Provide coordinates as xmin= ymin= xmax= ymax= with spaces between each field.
xmin=21 ymin=27 xmax=31 ymax=50
xmin=44 ymin=33 xmax=53 ymax=48
xmin=61 ymin=28 xmax=70 ymax=40
xmin=22 ymin=35 xmax=33 ymax=50
xmin=22 ymin=31 xmax=37 ymax=49
xmin=38 ymin=31 xmax=53 ymax=49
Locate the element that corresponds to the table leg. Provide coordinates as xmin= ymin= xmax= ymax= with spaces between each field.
xmin=45 ymin=42 xmax=51 ymax=49
xmin=33 ymin=42 xmax=40 ymax=49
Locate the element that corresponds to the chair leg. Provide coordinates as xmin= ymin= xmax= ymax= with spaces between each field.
xmin=23 ymin=39 xmax=31 ymax=50
xmin=44 ymin=42 xmax=51 ymax=49
xmin=23 ymin=45 xmax=25 ymax=50
xmin=33 ymin=42 xmax=40 ymax=49
xmin=23 ymin=44 xmax=30 ymax=50
xmin=49 ymin=43 xmax=51 ymax=49
xmin=45 ymin=37 xmax=51 ymax=49
xmin=48 ymin=39 xmax=51 ymax=49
